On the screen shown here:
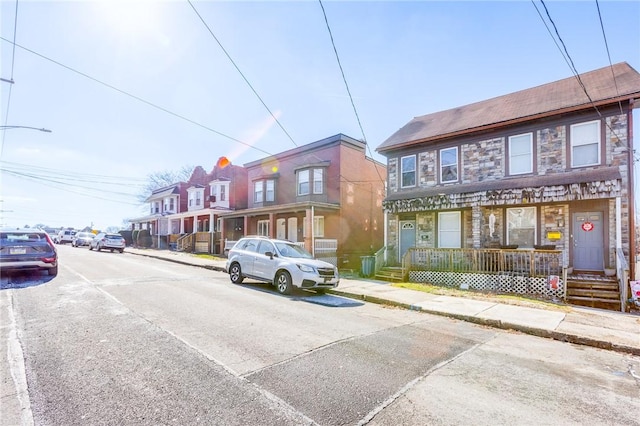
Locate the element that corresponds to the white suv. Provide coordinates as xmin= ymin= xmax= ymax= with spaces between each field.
xmin=225 ymin=236 xmax=339 ymax=295
xmin=56 ymin=229 xmax=76 ymax=244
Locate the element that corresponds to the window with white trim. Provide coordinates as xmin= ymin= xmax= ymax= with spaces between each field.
xmin=298 ymin=170 xmax=310 ymax=195
xmin=438 ymin=211 xmax=461 ymax=248
xmin=257 ymin=220 xmax=270 ymax=237
xmin=440 ymin=147 xmax=458 ymax=183
xmin=506 ymin=206 xmax=536 ymax=248
xmin=265 ymin=180 xmax=274 ymax=202
xmin=220 ymin=185 xmax=226 ymax=201
xmin=401 ymin=155 xmax=416 ymax=188
xmin=254 ymin=181 xmax=263 ymax=203
xmin=571 ymin=120 xmax=600 ymax=167
xmin=509 ymin=133 xmax=533 ymax=175
xmin=313 ymin=216 xmax=325 ymax=237
xmin=313 ymin=168 xmax=323 ymax=194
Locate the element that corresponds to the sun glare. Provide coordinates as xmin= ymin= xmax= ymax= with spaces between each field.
xmin=96 ymin=0 xmax=163 ymax=40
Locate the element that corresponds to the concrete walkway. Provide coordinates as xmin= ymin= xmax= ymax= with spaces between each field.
xmin=126 ymin=247 xmax=640 ymax=356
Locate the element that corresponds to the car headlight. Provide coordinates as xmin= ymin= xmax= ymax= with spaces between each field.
xmin=297 ymin=264 xmax=316 ymax=273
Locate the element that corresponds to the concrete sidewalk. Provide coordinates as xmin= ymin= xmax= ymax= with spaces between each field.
xmin=126 ymin=247 xmax=640 ymax=356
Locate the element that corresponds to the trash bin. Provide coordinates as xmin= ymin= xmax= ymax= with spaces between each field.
xmin=360 ymin=256 xmax=375 ymax=277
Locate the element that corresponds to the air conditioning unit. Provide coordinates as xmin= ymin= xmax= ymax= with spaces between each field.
xmin=209 ymin=195 xmax=217 ymax=202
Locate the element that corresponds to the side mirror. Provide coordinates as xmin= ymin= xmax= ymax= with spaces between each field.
xmin=265 ymin=251 xmax=274 ymax=259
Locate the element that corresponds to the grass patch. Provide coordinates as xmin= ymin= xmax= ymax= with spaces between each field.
xmin=194 ymin=253 xmax=225 ymax=261
xmin=391 ymin=282 xmax=570 ymax=312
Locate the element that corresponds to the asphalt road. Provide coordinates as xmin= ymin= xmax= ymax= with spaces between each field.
xmin=2 ymin=245 xmax=639 ymax=425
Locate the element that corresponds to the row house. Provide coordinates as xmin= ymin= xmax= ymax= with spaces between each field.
xmin=219 ymin=134 xmax=387 ymax=269
xmin=376 ymin=62 xmax=639 ymax=311
xmin=131 ymin=162 xmax=248 ymax=252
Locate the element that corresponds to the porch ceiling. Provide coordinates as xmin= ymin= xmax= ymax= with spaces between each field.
xmin=384 ymin=166 xmax=621 ymax=202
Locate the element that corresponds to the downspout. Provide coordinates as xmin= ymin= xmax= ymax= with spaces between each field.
xmin=628 ymin=98 xmax=636 ymax=280
xmin=311 ymin=205 xmax=315 ymax=257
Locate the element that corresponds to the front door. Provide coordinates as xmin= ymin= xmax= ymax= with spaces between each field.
xmin=399 ymin=221 xmax=416 ymax=262
xmin=572 ymin=211 xmax=604 ymax=271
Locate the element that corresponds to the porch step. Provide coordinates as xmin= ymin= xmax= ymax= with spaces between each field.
xmin=566 ymin=275 xmax=620 ymax=311
xmin=375 ymin=267 xmax=405 ymax=282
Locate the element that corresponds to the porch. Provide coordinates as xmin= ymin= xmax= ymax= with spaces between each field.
xmin=374 ymin=246 xmax=628 ymax=312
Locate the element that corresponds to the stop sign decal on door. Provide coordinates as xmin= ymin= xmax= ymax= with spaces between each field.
xmin=581 ymin=221 xmax=594 ymax=232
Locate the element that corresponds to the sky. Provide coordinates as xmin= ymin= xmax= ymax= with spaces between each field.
xmin=1 ymin=0 xmax=639 ymax=231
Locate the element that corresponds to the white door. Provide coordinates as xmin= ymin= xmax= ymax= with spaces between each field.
xmin=287 ymin=217 xmax=298 ymax=242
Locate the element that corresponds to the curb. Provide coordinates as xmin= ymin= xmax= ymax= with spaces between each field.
xmin=128 ymin=251 xmax=639 ymax=356
xmin=328 ymin=289 xmax=640 ymax=356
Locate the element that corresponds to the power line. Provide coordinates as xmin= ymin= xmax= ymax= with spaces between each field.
xmin=317 ymin=0 xmax=386 ymax=188
xmin=0 ymin=37 xmax=275 ymax=158
xmin=594 ymin=0 xmax=624 ymax=117
xmin=1 ymin=160 xmax=148 ymax=184
xmin=187 ymin=0 xmax=298 ymax=148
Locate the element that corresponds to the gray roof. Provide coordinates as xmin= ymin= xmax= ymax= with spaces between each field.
xmin=377 ymin=62 xmax=640 ymax=153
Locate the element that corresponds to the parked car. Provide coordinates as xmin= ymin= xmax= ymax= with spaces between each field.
xmin=72 ymin=232 xmax=95 ymax=247
xmin=89 ymin=233 xmax=125 ymax=253
xmin=56 ymin=229 xmax=76 ymax=244
xmin=0 ymin=228 xmax=58 ymax=276
xmin=225 ymin=236 xmax=339 ymax=295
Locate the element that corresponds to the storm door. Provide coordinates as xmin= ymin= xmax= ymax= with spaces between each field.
xmin=572 ymin=212 xmax=604 ymax=271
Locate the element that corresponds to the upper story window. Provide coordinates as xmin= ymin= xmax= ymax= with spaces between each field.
xmin=195 ymin=191 xmax=201 ymax=206
xmin=169 ymin=198 xmax=174 ymax=211
xmin=298 ymin=170 xmax=310 ymax=195
xmin=254 ymin=181 xmax=263 ymax=203
xmin=153 ymin=202 xmax=159 ymax=214
xmin=440 ymin=147 xmax=458 ymax=183
xmin=401 ymin=155 xmax=416 ymax=188
xmin=508 ymin=133 xmax=533 ymax=175
xmin=313 ymin=169 xmax=324 ymax=194
xmin=220 ymin=185 xmax=226 ymax=201
xmin=254 ymin=179 xmax=275 ymax=203
xmin=571 ymin=120 xmax=600 ymax=168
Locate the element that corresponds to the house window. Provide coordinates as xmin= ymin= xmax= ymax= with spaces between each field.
xmin=265 ymin=180 xmax=275 ymax=202
xmin=440 ymin=147 xmax=458 ymax=183
xmin=401 ymin=155 xmax=416 ymax=188
xmin=313 ymin=216 xmax=325 ymax=237
xmin=509 ymin=133 xmax=533 ymax=175
xmin=313 ymin=169 xmax=323 ymax=194
xmin=298 ymin=170 xmax=310 ymax=195
xmin=195 ymin=191 xmax=201 ymax=206
xmin=507 ymin=207 xmax=536 ymax=248
xmin=254 ymin=181 xmax=263 ymax=203
xmin=257 ymin=219 xmax=270 ymax=237
xmin=571 ymin=120 xmax=600 ymax=168
xmin=438 ymin=211 xmax=461 ymax=248
xmin=169 ymin=198 xmax=174 ymax=211
xmin=220 ymin=185 xmax=226 ymax=201
xmin=153 ymin=202 xmax=159 ymax=214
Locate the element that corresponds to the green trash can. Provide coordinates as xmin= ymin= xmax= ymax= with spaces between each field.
xmin=360 ymin=256 xmax=375 ymax=277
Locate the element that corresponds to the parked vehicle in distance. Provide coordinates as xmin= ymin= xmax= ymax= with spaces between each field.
xmin=89 ymin=233 xmax=125 ymax=253
xmin=72 ymin=232 xmax=95 ymax=247
xmin=225 ymin=236 xmax=339 ymax=295
xmin=56 ymin=229 xmax=76 ymax=244
xmin=0 ymin=228 xmax=58 ymax=276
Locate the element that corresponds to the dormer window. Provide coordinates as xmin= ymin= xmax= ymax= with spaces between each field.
xmin=297 ymin=168 xmax=324 ymax=196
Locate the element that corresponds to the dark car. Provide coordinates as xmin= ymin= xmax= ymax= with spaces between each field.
xmin=90 ymin=232 xmax=125 ymax=253
xmin=0 ymin=228 xmax=58 ymax=276
xmin=72 ymin=232 xmax=95 ymax=247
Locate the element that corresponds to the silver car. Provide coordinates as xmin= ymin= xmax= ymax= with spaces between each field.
xmin=0 ymin=228 xmax=58 ymax=276
xmin=90 ymin=232 xmax=125 ymax=253
xmin=225 ymin=236 xmax=339 ymax=295
xmin=72 ymin=232 xmax=95 ymax=247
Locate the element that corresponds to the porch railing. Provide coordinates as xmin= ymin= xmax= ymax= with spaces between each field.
xmin=402 ymin=248 xmax=563 ymax=277
xmin=177 ymin=233 xmax=194 ymax=252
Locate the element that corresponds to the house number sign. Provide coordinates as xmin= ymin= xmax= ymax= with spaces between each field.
xmin=581 ymin=222 xmax=594 ymax=232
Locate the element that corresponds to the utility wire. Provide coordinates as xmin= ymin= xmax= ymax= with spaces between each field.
xmin=0 ymin=37 xmax=275 ymax=158
xmin=535 ymin=0 xmax=626 ymax=146
xmin=1 ymin=160 xmax=148 ymax=184
xmin=595 ymin=0 xmax=624 ymax=117
xmin=187 ymin=0 xmax=298 ymax=148
xmin=317 ymin=0 xmax=386 ymax=188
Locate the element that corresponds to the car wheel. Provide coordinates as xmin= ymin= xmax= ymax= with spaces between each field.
xmin=110 ymin=249 xmax=114 ymax=253
xmin=89 ymin=245 xmax=93 ymax=251
xmin=275 ymin=271 xmax=293 ymax=295
xmin=119 ymin=249 xmax=124 ymax=253
xmin=229 ymin=263 xmax=244 ymax=284
xmin=97 ymin=245 xmax=101 ymax=252
xmin=48 ymin=265 xmax=58 ymax=277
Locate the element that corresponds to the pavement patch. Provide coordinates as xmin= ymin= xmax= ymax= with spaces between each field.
xmin=298 ymin=294 xmax=364 ymax=307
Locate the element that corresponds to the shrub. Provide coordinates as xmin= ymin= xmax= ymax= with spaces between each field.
xmin=119 ymin=230 xmax=133 ymax=246
xmin=132 ymin=229 xmax=140 ymax=247
xmin=137 ymin=229 xmax=152 ymax=248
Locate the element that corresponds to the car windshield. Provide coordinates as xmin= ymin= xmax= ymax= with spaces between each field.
xmin=274 ymin=242 xmax=313 ymax=259
xmin=0 ymin=232 xmax=46 ymax=243
xmin=106 ymin=234 xmax=123 ymax=239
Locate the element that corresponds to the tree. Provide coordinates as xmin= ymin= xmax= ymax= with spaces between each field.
xmin=137 ymin=165 xmax=193 ymax=204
